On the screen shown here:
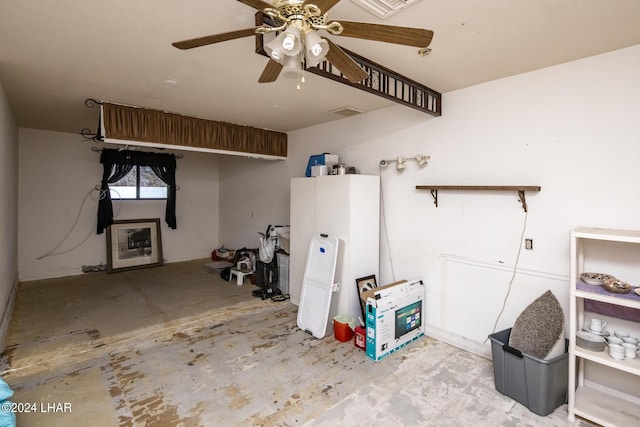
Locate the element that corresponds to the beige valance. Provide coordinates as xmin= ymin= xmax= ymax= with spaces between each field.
xmin=101 ymin=102 xmax=287 ymax=158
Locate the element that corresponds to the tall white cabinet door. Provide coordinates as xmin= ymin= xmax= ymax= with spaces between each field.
xmin=315 ymin=175 xmax=380 ymax=320
xmin=290 ymin=175 xmax=380 ymax=322
xmin=289 ymin=178 xmax=316 ymax=305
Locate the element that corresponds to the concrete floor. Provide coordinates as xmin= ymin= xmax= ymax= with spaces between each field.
xmin=0 ymin=259 xmax=590 ymax=426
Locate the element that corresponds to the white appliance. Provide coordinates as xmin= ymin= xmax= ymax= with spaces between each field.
xmin=290 ymin=175 xmax=380 ymax=323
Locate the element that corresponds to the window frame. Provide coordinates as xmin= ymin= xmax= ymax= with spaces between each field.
xmin=109 ymin=165 xmax=168 ymax=201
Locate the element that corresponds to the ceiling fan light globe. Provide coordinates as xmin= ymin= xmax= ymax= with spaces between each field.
xmin=310 ymin=43 xmax=323 ymax=57
xmin=280 ymin=27 xmax=302 ymax=56
xmin=283 ymin=34 xmax=296 ymax=51
xmin=304 ymin=31 xmax=329 ymax=67
xmin=265 ymin=36 xmax=286 ymax=64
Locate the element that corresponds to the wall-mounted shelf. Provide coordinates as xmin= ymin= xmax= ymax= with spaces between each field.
xmin=415 ymin=185 xmax=541 ymax=212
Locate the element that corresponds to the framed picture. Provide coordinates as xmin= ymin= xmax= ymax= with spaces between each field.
xmin=106 ymin=218 xmax=163 ymax=273
xmin=356 ymin=275 xmax=378 ymax=319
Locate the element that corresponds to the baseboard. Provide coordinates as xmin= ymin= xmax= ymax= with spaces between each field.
xmin=0 ymin=274 xmax=19 ymax=352
xmin=424 ymin=324 xmax=492 ymax=360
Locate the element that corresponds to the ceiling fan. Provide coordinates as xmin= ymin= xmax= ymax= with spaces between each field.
xmin=172 ymin=0 xmax=434 ymax=85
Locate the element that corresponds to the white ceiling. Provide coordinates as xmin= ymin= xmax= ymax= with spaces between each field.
xmin=1 ymin=0 xmax=640 ymax=135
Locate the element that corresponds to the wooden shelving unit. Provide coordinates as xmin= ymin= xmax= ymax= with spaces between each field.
xmin=415 ymin=185 xmax=541 ymax=212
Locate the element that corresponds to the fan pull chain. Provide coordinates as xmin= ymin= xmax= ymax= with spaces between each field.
xmin=297 ymin=60 xmax=305 ymax=90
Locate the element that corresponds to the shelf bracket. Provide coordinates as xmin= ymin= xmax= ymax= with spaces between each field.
xmin=518 ymin=190 xmax=528 ymax=213
xmin=430 ymin=189 xmax=438 ymax=207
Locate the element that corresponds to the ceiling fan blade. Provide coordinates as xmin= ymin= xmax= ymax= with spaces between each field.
xmin=236 ymin=0 xmax=274 ymax=10
xmin=324 ymin=39 xmax=369 ymax=83
xmin=304 ymin=0 xmax=342 ymax=13
xmin=172 ymin=28 xmax=258 ymax=50
xmin=332 ymin=21 xmax=434 ymax=48
xmin=258 ymin=59 xmax=283 ymax=83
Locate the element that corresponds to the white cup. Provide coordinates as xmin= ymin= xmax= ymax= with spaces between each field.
xmin=590 ymin=319 xmax=606 ymax=332
xmin=609 ymin=343 xmax=625 ymax=359
xmin=623 ymin=343 xmax=638 ymax=359
xmin=607 ymin=336 xmax=624 ymax=345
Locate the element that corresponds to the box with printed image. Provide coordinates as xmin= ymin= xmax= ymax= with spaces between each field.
xmin=362 ymin=279 xmax=425 ymax=361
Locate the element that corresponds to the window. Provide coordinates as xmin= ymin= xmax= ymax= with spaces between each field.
xmin=97 ymin=148 xmax=178 ymax=234
xmin=109 ymin=165 xmax=168 ymax=200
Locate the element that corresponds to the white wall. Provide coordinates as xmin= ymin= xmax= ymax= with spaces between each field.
xmin=18 ymin=130 xmax=221 ymax=281
xmin=218 ymin=154 xmax=298 ymax=249
xmin=0 ymin=80 xmax=19 ymax=347
xmin=219 ymin=45 xmax=640 ymax=354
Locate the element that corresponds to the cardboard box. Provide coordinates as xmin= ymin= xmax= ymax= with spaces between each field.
xmin=362 ymin=279 xmax=425 ymax=361
xmin=204 ymin=261 xmax=233 ymax=276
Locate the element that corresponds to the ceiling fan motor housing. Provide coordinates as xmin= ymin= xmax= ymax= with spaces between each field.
xmin=268 ymin=0 xmax=330 ymax=30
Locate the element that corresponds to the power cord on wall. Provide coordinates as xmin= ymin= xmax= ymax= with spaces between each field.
xmin=36 ymin=186 xmax=122 ymax=260
xmin=379 ymin=164 xmax=396 ymax=282
xmin=485 ymin=210 xmax=529 ymax=342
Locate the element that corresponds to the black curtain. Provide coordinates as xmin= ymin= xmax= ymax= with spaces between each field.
xmin=97 ymin=149 xmax=177 ymax=234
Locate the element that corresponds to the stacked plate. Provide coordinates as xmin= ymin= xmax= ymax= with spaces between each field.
xmin=582 ymin=325 xmax=610 ymax=336
xmin=576 ymin=331 xmax=606 ymax=352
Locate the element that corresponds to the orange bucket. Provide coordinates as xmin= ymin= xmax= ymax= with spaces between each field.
xmin=333 ymin=315 xmax=355 ymax=342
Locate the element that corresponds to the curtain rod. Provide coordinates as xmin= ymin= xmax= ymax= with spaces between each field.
xmin=91 ymin=146 xmax=183 ymax=159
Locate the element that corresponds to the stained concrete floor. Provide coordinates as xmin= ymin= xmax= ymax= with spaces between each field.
xmin=0 ymin=259 xmax=591 ymax=426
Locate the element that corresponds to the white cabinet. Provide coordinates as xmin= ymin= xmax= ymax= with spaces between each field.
xmin=568 ymin=227 xmax=640 ymax=426
xmin=290 ymin=175 xmax=380 ymax=323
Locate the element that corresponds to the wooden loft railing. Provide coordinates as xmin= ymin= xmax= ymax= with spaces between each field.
xmin=415 ymin=186 xmax=542 ymax=212
xmin=307 ymin=47 xmax=441 ymax=116
xmin=255 ymin=13 xmax=441 ymax=117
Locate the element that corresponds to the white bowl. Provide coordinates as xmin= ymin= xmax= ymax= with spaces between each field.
xmin=614 ymin=331 xmax=630 ymax=339
xmin=580 ymin=272 xmax=614 ymax=286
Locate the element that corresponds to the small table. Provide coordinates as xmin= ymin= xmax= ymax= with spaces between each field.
xmin=229 ymin=268 xmax=252 ymax=286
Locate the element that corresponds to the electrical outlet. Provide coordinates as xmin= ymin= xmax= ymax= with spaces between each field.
xmin=525 ymin=239 xmax=533 ymax=250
